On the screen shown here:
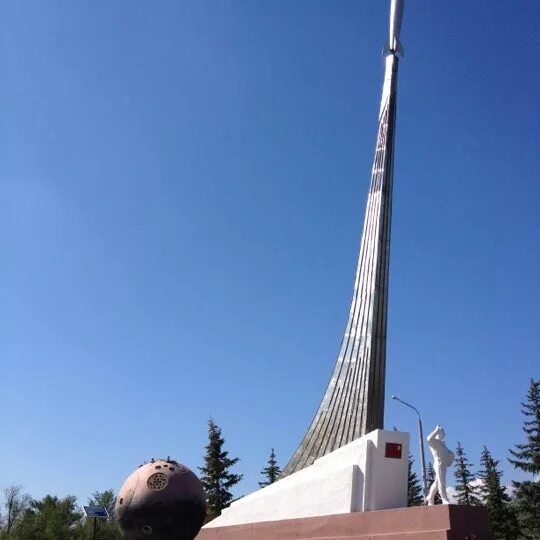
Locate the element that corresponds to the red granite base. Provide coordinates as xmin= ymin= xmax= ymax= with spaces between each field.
xmin=197 ymin=505 xmax=492 ymax=540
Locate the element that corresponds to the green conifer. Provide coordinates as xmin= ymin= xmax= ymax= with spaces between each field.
xmin=478 ymin=446 xmax=520 ymax=539
xmin=259 ymin=448 xmax=282 ymax=488
xmin=508 ymin=378 xmax=540 ymax=538
xmin=407 ymin=454 xmax=424 ymax=506
xmin=199 ymin=419 xmax=243 ymax=522
xmin=453 ymin=442 xmax=481 ymax=506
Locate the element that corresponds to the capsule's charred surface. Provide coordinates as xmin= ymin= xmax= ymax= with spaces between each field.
xmin=116 ymin=459 xmax=206 ymax=540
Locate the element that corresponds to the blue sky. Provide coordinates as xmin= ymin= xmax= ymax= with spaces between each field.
xmin=1 ymin=0 xmax=539 ymax=503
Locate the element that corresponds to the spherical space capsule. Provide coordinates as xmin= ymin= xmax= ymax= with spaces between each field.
xmin=116 ymin=459 xmax=206 ymax=540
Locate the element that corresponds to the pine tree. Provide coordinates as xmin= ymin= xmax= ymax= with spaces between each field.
xmin=508 ymin=378 xmax=540 ymax=539
xmin=259 ymin=448 xmax=282 ymax=488
xmin=199 ymin=419 xmax=243 ymax=522
xmin=407 ymin=454 xmax=424 ymax=506
xmin=426 ymin=462 xmax=442 ymax=504
xmin=453 ymin=442 xmax=481 ymax=506
xmin=478 ymin=446 xmax=520 ymax=539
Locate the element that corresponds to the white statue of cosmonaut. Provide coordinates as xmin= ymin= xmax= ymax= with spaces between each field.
xmin=426 ymin=424 xmax=454 ymax=505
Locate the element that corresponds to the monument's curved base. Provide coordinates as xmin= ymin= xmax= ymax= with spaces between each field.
xmin=204 ymin=430 xmax=409 ymax=529
xmin=197 ymin=505 xmax=492 ymax=540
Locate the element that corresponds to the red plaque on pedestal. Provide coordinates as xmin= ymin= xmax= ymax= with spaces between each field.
xmin=385 ymin=442 xmax=402 ymax=459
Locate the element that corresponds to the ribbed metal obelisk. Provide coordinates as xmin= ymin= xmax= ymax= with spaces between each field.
xmin=283 ymin=0 xmax=405 ymax=476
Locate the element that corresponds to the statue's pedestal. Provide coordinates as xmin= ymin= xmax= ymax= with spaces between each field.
xmin=197 ymin=505 xmax=492 ymax=540
xmin=204 ymin=430 xmax=409 ymax=528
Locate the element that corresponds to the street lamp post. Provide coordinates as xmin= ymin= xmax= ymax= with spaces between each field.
xmin=392 ymin=395 xmax=428 ymax=500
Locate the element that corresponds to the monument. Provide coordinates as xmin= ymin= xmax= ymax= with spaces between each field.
xmin=197 ymin=1 xmax=493 ymax=538
xmin=202 ymin=0 xmax=411 ymax=526
xmin=283 ymin=0 xmax=404 ymax=476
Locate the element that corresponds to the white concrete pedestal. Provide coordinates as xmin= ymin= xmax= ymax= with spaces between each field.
xmin=205 ymin=429 xmax=409 ymax=528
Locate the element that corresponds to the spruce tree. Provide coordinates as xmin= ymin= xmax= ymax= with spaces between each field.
xmin=199 ymin=419 xmax=243 ymax=522
xmin=478 ymin=446 xmax=520 ymax=539
xmin=407 ymin=454 xmax=424 ymax=506
xmin=259 ymin=448 xmax=282 ymax=488
xmin=426 ymin=462 xmax=442 ymax=504
xmin=508 ymin=378 xmax=540 ymax=538
xmin=453 ymin=442 xmax=481 ymax=506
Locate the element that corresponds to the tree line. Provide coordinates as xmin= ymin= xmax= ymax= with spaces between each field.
xmin=0 ymin=488 xmax=121 ymax=540
xmin=1 ymin=379 xmax=537 ymax=539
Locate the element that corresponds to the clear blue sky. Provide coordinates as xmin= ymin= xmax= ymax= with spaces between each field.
xmin=1 ymin=0 xmax=539 ymax=503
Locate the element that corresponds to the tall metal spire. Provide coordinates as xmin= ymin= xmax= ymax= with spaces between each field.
xmin=283 ymin=0 xmax=404 ymax=476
